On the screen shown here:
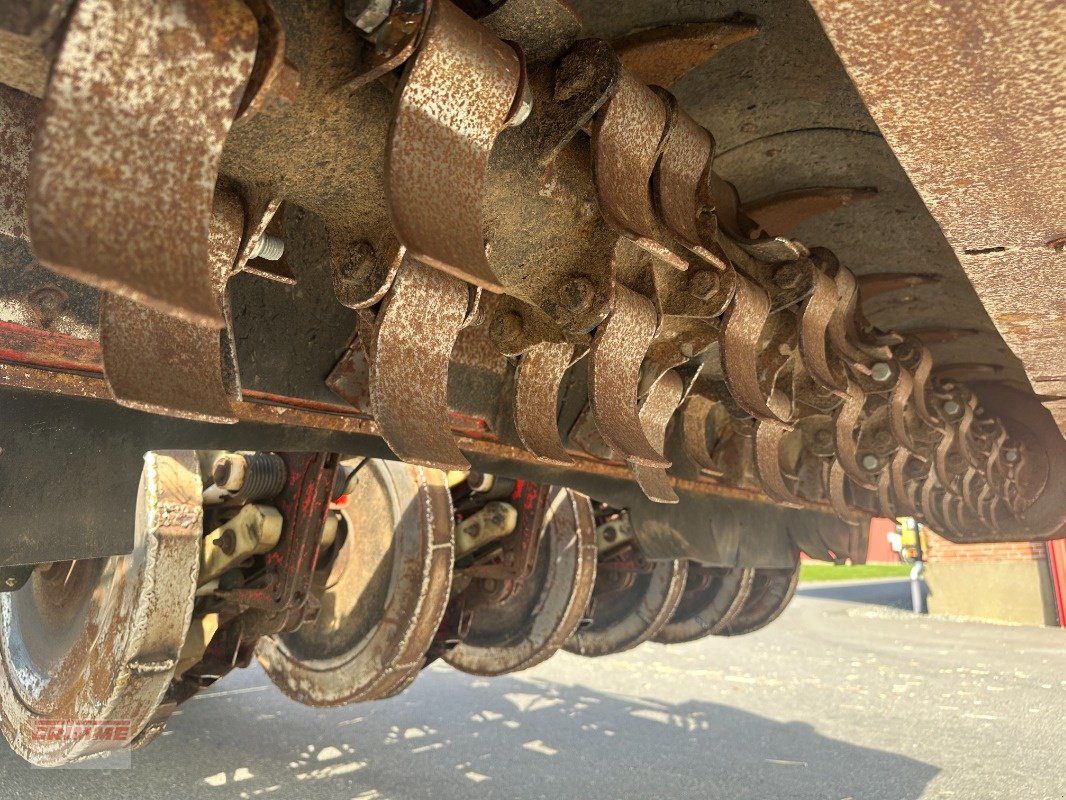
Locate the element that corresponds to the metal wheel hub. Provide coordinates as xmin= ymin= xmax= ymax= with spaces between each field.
xmin=565 ymin=548 xmax=687 ymax=657
xmin=443 ymin=488 xmax=597 ymax=676
xmin=718 ymin=559 xmax=801 ymax=637
xmin=654 ymin=564 xmax=755 ymax=645
xmin=0 ymin=451 xmax=202 ymax=766
xmin=257 ymin=459 xmax=453 ymax=706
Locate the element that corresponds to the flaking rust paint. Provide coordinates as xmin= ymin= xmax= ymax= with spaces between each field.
xmin=809 ymin=0 xmax=1066 ymax=429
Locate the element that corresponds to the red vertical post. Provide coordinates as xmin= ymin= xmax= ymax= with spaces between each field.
xmin=1046 ymin=538 xmax=1066 ymax=628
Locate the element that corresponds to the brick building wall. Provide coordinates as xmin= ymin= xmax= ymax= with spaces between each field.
xmin=923 ymin=529 xmax=1057 ymax=625
xmin=924 ymin=535 xmax=1047 ymax=564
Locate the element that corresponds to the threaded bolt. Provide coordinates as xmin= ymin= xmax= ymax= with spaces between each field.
xmin=250 ymin=234 xmax=285 ymax=261
xmin=212 ymin=452 xmax=287 ymax=501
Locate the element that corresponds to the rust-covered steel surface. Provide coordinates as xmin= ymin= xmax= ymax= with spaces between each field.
xmin=6 ymin=0 xmax=1065 ymax=766
xmin=808 ymin=0 xmax=1066 ymax=429
xmin=28 ymin=0 xmax=258 ymax=327
xmin=0 ymin=0 xmax=1062 ymax=555
xmin=385 ymin=0 xmax=521 ymax=292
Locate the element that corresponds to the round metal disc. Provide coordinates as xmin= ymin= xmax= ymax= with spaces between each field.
xmin=565 ymin=553 xmax=687 ymax=657
xmin=717 ymin=561 xmax=800 ymax=636
xmin=443 ymin=488 xmax=597 ymax=677
xmin=654 ymin=564 xmax=755 ymax=644
xmin=0 ymin=451 xmax=202 ymax=766
xmin=257 ymin=460 xmax=453 ymax=706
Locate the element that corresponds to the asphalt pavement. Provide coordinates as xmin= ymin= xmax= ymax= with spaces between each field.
xmin=4 ymin=578 xmax=1064 ymax=800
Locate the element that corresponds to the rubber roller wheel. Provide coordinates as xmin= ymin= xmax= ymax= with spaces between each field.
xmin=654 ymin=565 xmax=755 ymax=645
xmin=0 ymin=451 xmax=202 ymax=766
xmin=443 ymin=488 xmax=597 ymax=676
xmin=716 ymin=560 xmax=800 ymax=636
xmin=565 ymin=553 xmax=687 ymax=657
xmin=257 ymin=459 xmax=453 ymax=706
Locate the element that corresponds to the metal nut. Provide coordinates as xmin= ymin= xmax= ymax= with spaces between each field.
xmin=490 ymin=311 xmax=524 ymax=347
xmin=870 ymin=362 xmax=893 ymax=383
xmin=772 ymin=263 xmax=803 ymax=289
xmin=687 ymin=270 xmax=720 ymax=300
xmin=346 ymin=0 xmax=392 ymax=35
xmin=558 ymin=276 xmax=595 ymax=313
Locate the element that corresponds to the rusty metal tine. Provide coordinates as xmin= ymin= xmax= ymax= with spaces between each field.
xmin=100 ymin=190 xmax=246 ymax=422
xmin=591 ymin=69 xmax=686 ymax=270
xmin=834 ymin=380 xmax=876 ymax=489
xmin=754 ymin=419 xmax=803 ymax=507
xmin=633 ymin=369 xmax=684 ymax=502
xmin=101 ymin=295 xmax=238 ymax=423
xmin=370 ymin=256 xmax=471 ymax=471
xmin=889 ymin=366 xmax=918 ymax=453
xmin=590 ymin=284 xmax=671 ymax=467
xmin=827 ymin=460 xmax=865 ymax=523
xmin=0 ymin=85 xmax=37 ymax=240
xmin=800 ymin=266 xmax=847 ymax=392
xmin=28 ymin=0 xmax=258 ymax=327
xmin=680 ymin=394 xmax=724 ymax=475
xmin=721 ymin=272 xmax=784 ymax=422
xmin=515 ymin=340 xmax=576 ymax=465
xmin=652 ymin=99 xmax=713 ymax=255
xmin=385 ymin=0 xmax=521 ymax=292
xmin=888 ymin=449 xmax=917 ymax=516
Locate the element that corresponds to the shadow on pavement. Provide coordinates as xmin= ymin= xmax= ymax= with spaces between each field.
xmin=798 ymin=577 xmax=926 ymax=610
xmin=3 ymin=661 xmax=939 ymax=800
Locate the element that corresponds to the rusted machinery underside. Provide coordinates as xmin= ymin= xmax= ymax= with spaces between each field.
xmin=0 ymin=0 xmax=1062 ymax=767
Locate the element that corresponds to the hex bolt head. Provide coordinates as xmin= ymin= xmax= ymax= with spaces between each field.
xmin=559 ymin=276 xmax=595 ymax=313
xmin=942 ymin=399 xmax=962 ymax=418
xmin=1003 ymin=448 xmax=1019 ymax=463
xmin=687 ymin=270 xmax=720 ymax=300
xmin=772 ymin=263 xmax=803 ymax=289
xmin=870 ymin=362 xmax=893 ymax=383
xmin=489 ymin=311 xmax=524 ymax=349
xmin=861 ymin=453 xmax=880 ymax=471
